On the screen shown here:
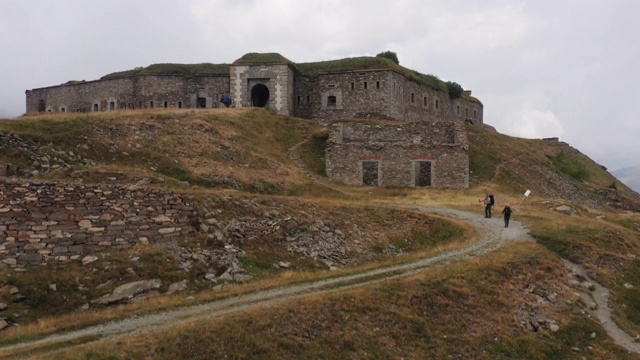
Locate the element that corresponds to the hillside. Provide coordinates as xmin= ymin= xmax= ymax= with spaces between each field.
xmin=1 ymin=109 xmax=640 ymax=359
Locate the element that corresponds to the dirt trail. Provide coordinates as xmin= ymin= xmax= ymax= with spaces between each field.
xmin=564 ymin=259 xmax=640 ymax=353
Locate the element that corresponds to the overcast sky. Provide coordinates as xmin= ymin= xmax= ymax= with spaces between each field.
xmin=1 ymin=0 xmax=639 ymax=171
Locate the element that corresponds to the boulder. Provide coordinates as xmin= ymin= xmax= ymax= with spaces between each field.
xmin=167 ymin=280 xmax=189 ymax=294
xmin=92 ymin=279 xmax=161 ymax=305
xmin=556 ymin=205 xmax=577 ymax=215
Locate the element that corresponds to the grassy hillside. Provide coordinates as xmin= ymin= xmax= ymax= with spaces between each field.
xmin=0 ymin=109 xmax=640 ymax=359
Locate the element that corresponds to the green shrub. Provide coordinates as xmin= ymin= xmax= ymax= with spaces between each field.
xmin=375 ymin=51 xmax=399 ymax=65
xmin=446 ymin=81 xmax=464 ymax=100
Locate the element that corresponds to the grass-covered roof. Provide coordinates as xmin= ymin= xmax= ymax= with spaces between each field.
xmin=101 ymin=63 xmax=230 ymax=80
xmin=232 ymin=53 xmax=295 ymax=66
xmin=98 ymin=53 xmax=480 ymax=102
xmin=296 ymin=56 xmax=448 ymax=92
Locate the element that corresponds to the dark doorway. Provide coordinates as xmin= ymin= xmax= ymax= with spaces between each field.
xmin=251 ymin=84 xmax=269 ymax=107
xmin=362 ymin=161 xmax=379 ymax=186
xmin=415 ymin=161 xmax=432 ymax=187
xmin=38 ymin=100 xmax=45 ymax=112
xmin=197 ymin=97 xmax=206 ymax=108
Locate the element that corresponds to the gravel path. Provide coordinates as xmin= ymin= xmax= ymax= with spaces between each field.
xmin=1 ymin=206 xmax=638 ymax=357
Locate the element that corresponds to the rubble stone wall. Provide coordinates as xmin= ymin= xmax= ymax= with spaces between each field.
xmin=0 ymin=179 xmax=196 ymax=268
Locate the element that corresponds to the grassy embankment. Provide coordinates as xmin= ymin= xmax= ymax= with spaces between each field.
xmin=0 ymin=109 xmax=639 ymax=359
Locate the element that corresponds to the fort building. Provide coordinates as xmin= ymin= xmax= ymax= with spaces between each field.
xmin=25 ymin=53 xmax=482 ymax=189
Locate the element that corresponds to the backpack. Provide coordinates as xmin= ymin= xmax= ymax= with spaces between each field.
xmin=489 ymin=194 xmax=495 ymax=205
xmin=504 ymin=206 xmax=512 ymax=215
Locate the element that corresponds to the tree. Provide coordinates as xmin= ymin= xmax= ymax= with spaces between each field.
xmin=445 ymin=81 xmax=464 ymax=100
xmin=376 ymin=51 xmax=399 ymax=65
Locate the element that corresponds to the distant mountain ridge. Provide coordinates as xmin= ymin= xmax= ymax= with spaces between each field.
xmin=613 ymin=165 xmax=640 ymax=193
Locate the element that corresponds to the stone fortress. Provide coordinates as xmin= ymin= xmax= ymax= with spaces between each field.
xmin=25 ymin=53 xmax=483 ymax=189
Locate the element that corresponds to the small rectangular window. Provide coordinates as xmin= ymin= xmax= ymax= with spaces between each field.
xmin=435 ymin=100 xmax=439 ymax=109
xmin=306 ymin=95 xmax=310 ymax=103
xmin=178 ymin=101 xmax=182 ymax=109
xmin=457 ymin=105 xmax=460 ymax=114
xmin=297 ymin=96 xmax=301 ymax=104
xmin=351 ymin=82 xmax=355 ymax=90
xmin=411 ymin=93 xmax=415 ymax=103
xmin=364 ymin=82 xmax=368 ymax=89
xmin=328 ymin=84 xmax=335 ymax=88
xmin=327 ymin=95 xmax=337 ymax=107
xmin=362 ymin=161 xmax=379 ymax=186
xmin=164 ymin=101 xmax=168 ymax=108
xmin=423 ymin=97 xmax=427 ymax=106
xmin=150 ymin=101 xmax=154 ymax=108
xmin=474 ymin=110 xmax=477 ymax=118
xmin=376 ymin=81 xmax=380 ymax=89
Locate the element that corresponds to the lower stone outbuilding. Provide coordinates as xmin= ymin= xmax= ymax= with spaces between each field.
xmin=326 ymin=121 xmax=469 ymax=189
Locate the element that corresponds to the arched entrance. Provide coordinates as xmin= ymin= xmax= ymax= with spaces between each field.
xmin=251 ymin=84 xmax=269 ymax=107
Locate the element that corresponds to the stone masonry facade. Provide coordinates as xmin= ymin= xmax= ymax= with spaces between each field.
xmin=0 ymin=179 xmax=195 ymax=268
xmin=326 ymin=121 xmax=469 ymax=189
xmin=25 ymin=54 xmax=483 ymax=126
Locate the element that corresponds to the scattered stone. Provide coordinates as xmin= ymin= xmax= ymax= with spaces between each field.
xmin=0 ymin=319 xmax=9 ymax=331
xmin=556 ymin=205 xmax=577 ymax=215
xmin=82 ymin=255 xmax=99 ymax=266
xmin=590 ymin=332 xmax=596 ymax=338
xmin=167 ymin=280 xmax=189 ymax=294
xmin=624 ymin=283 xmax=634 ymax=289
xmin=278 ymin=261 xmax=291 ymax=268
xmin=205 ymin=273 xmax=217 ymax=282
xmin=91 ymin=279 xmax=162 ymax=305
xmin=0 ymin=303 xmax=7 ymax=311
xmin=49 ymin=283 xmax=57 ymax=291
xmin=219 ymin=272 xmax=233 ymax=281
xmin=233 ymin=274 xmax=254 ymax=283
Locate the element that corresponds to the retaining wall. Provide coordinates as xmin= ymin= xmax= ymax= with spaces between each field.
xmin=0 ymin=179 xmax=196 ymax=268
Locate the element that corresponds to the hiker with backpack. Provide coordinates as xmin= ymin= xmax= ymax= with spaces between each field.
xmin=482 ymin=192 xmax=494 ymax=218
xmin=220 ymin=94 xmax=231 ymax=108
xmin=502 ymin=204 xmax=512 ymax=228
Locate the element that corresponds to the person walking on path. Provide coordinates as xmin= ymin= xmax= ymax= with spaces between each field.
xmin=502 ymin=204 xmax=512 ymax=227
xmin=482 ymin=192 xmax=494 ymax=218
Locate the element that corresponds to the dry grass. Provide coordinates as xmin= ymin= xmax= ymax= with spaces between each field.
xmin=24 ymin=242 xmax=635 ymax=360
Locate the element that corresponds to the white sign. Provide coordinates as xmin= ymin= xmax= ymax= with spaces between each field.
xmin=524 ymin=190 xmax=531 ymax=197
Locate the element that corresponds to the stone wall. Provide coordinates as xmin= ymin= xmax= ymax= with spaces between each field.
xmin=25 ymin=59 xmax=483 ymax=127
xmin=292 ymin=69 xmax=483 ymax=126
xmin=230 ymin=64 xmax=295 ymax=115
xmin=326 ymin=121 xmax=469 ymax=188
xmin=0 ymin=179 xmax=195 ymax=268
xmin=25 ymin=74 xmax=230 ymax=113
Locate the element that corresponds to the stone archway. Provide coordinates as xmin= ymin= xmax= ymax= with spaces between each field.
xmin=251 ymin=84 xmax=269 ymax=107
